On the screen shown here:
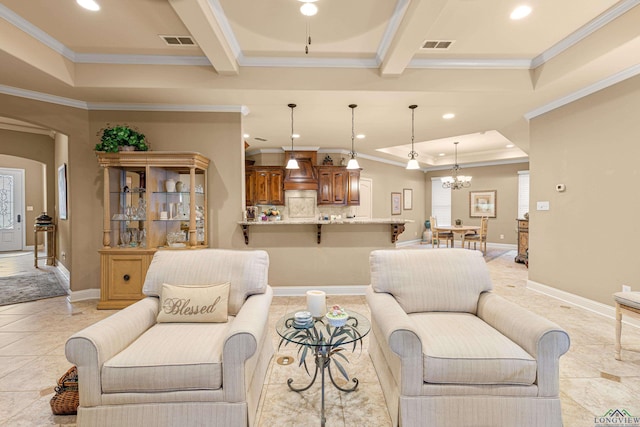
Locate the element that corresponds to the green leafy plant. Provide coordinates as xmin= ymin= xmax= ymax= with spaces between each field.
xmin=95 ymin=124 xmax=149 ymax=152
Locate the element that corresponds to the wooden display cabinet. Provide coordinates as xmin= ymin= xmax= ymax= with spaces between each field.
xmin=96 ymin=151 xmax=210 ymax=309
xmin=515 ymin=219 xmax=529 ymax=265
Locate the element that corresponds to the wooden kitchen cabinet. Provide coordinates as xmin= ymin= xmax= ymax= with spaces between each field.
xmin=245 ymin=169 xmax=256 ymax=206
xmin=252 ymin=166 xmax=284 ymax=205
xmin=317 ymin=166 xmax=359 ymax=206
xmin=96 ymin=151 xmax=209 ymax=309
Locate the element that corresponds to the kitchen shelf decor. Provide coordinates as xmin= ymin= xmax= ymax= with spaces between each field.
xmin=96 ymin=151 xmax=210 ymax=309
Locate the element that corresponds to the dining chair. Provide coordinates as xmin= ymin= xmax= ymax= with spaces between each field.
xmin=429 ymin=216 xmax=453 ymax=248
xmin=613 ymin=291 xmax=640 ymax=360
xmin=466 ymin=216 xmax=488 ymax=254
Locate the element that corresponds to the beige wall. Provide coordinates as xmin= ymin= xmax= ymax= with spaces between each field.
xmin=244 ymin=151 xmax=426 ymax=286
xmin=54 ymin=133 xmax=70 ymax=269
xmin=426 ymin=162 xmax=528 ymax=245
xmin=0 ymin=154 xmax=45 ymax=247
xmin=529 ymin=74 xmax=640 ymax=305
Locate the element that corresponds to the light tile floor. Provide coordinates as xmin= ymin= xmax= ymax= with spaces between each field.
xmin=0 ymin=248 xmax=639 ymax=426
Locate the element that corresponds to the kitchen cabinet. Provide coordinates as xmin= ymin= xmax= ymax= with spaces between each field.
xmin=283 ymin=151 xmax=318 ymax=191
xmin=317 ymin=166 xmax=359 ymax=206
xmin=96 ymin=151 xmax=209 ymax=309
xmin=251 ymin=166 xmax=284 ymax=205
xmin=245 ymin=169 xmax=256 ymax=206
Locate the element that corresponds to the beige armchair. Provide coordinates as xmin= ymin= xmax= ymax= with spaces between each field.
xmin=66 ymin=249 xmax=273 ymax=427
xmin=366 ymin=249 xmax=570 ymax=427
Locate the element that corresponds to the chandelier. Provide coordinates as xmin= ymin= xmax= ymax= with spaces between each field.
xmin=441 ymin=141 xmax=471 ymax=189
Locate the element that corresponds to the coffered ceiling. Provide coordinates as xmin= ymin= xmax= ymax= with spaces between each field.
xmin=1 ymin=0 xmax=639 ymax=169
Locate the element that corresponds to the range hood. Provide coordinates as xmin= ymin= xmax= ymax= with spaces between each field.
xmin=283 ymin=151 xmax=318 ymax=190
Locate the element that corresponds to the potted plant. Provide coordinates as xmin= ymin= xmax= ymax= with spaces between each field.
xmin=95 ymin=124 xmax=149 ymax=152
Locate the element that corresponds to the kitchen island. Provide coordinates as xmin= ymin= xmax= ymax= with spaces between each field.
xmin=238 ymin=218 xmax=413 ymax=245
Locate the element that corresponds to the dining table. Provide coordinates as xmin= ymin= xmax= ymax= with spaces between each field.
xmin=434 ymin=225 xmax=480 ymax=248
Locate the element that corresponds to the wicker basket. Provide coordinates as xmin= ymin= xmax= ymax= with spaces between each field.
xmin=50 ymin=366 xmax=79 ymax=415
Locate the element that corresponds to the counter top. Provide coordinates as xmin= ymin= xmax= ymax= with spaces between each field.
xmin=238 ymin=218 xmax=413 ymax=245
xmin=238 ymin=218 xmax=413 ymax=225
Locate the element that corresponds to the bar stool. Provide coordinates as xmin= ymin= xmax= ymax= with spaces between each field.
xmin=613 ymin=291 xmax=640 ymax=360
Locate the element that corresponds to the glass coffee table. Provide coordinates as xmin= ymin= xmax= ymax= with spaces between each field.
xmin=276 ymin=310 xmax=371 ymax=427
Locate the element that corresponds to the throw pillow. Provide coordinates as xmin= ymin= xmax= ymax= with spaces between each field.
xmin=157 ymin=282 xmax=230 ymax=323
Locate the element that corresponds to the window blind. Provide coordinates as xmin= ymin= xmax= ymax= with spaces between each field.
xmin=431 ymin=178 xmax=451 ymax=226
xmin=518 ymin=171 xmax=530 ymax=219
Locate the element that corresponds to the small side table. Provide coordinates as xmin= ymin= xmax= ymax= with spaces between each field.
xmin=34 ymin=224 xmax=56 ymax=267
xmin=276 ymin=310 xmax=370 ymax=427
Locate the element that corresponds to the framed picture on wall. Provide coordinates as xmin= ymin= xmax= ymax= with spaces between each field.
xmin=391 ymin=192 xmax=401 ymax=215
xmin=58 ymin=164 xmax=68 ymax=220
xmin=469 ymin=190 xmax=496 ymax=218
xmin=403 ymin=188 xmax=413 ymax=210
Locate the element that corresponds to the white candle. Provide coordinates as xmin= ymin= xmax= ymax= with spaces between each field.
xmin=306 ymin=290 xmax=327 ymax=318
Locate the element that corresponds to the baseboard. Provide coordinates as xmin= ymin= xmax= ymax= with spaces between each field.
xmin=68 ymin=288 xmax=100 ymax=303
xmin=56 ymin=262 xmax=70 ymax=285
xmin=486 ymin=242 xmax=518 ymax=250
xmin=272 ymin=285 xmax=367 ymax=297
xmin=396 ymin=239 xmax=422 ymax=247
xmin=527 ymin=279 xmax=640 ymax=329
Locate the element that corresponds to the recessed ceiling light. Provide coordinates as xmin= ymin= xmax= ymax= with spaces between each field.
xmin=243 ymin=133 xmax=250 ymax=139
xmin=439 ymin=153 xmax=446 ymax=156
xmin=77 ymin=0 xmax=100 ymax=11
xmin=292 ymin=134 xmax=300 ymax=139
xmin=506 ymin=144 xmax=515 ymax=148
xmin=442 ymin=113 xmax=455 ymax=119
xmin=300 ymin=3 xmax=318 ymax=16
xmin=510 ymin=5 xmax=532 ymax=20
xmin=356 ymin=134 xmax=366 ymax=139
xmin=297 ymin=0 xmax=318 ymax=2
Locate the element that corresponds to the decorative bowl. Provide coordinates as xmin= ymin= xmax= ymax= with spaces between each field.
xmin=326 ymin=305 xmax=349 ymax=327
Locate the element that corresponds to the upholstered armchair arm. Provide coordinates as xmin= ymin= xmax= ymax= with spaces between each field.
xmin=223 ymin=286 xmax=273 ymax=402
xmin=477 ymin=292 xmax=570 ymax=396
xmin=366 ymin=286 xmax=423 ymax=396
xmin=65 ymin=297 xmax=159 ymax=407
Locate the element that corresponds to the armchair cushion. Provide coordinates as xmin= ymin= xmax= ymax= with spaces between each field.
xmin=412 ymin=312 xmax=536 ymax=385
xmin=102 ymin=322 xmax=228 ymax=393
xmin=143 ymin=249 xmax=269 ymax=316
xmin=157 ymin=282 xmax=230 ymax=323
xmin=370 ymin=249 xmax=492 ymax=314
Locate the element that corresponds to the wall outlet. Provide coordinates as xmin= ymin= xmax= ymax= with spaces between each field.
xmin=61 ymin=252 xmax=66 ymax=260
xmin=622 ymin=285 xmax=631 ymax=292
xmin=499 ymin=234 xmax=504 ymax=239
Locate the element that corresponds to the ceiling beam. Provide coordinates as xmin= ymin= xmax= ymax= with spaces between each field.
xmin=380 ymin=0 xmax=447 ymax=77
xmin=168 ymin=0 xmax=239 ymax=76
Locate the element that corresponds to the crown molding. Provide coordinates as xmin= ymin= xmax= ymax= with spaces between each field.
xmin=87 ymin=103 xmax=247 ymax=113
xmin=408 ymin=58 xmax=532 ymax=69
xmin=0 ymin=4 xmax=75 ymax=60
xmin=0 ymin=122 xmax=52 ymax=136
xmin=75 ymin=53 xmax=211 ymax=66
xmin=525 ymin=63 xmax=640 ymax=120
xmin=376 ymin=0 xmax=411 ymax=64
xmin=425 ymin=157 xmax=529 ymax=172
xmin=238 ymin=55 xmax=380 ymax=68
xmin=531 ymin=0 xmax=640 ymax=68
xmin=0 ymin=84 xmax=87 ymax=109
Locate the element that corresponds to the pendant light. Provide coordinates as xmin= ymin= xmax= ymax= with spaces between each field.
xmin=285 ymin=103 xmax=300 ymax=170
xmin=346 ymin=104 xmax=360 ymax=170
xmin=406 ymin=105 xmax=420 ymax=170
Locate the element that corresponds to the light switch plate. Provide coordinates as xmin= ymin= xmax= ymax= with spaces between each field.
xmin=536 ymin=201 xmax=550 ymax=211
xmin=622 ymin=285 xmax=631 ymax=292
xmin=26 ymin=206 xmax=34 ymax=211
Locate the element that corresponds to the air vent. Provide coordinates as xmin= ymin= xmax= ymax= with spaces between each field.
xmin=422 ymin=40 xmax=454 ymax=50
xmin=160 ymin=35 xmax=197 ymax=47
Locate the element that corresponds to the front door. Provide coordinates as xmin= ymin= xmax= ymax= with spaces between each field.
xmin=0 ymin=168 xmax=24 ymax=252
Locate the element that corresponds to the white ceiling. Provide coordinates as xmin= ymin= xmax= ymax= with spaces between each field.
xmin=0 ymin=0 xmax=639 ymax=169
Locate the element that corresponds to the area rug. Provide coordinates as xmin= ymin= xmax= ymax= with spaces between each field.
xmin=0 ymin=273 xmax=68 ymax=306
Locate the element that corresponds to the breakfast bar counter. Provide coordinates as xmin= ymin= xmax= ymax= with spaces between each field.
xmin=237 ymin=218 xmax=413 ymax=245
